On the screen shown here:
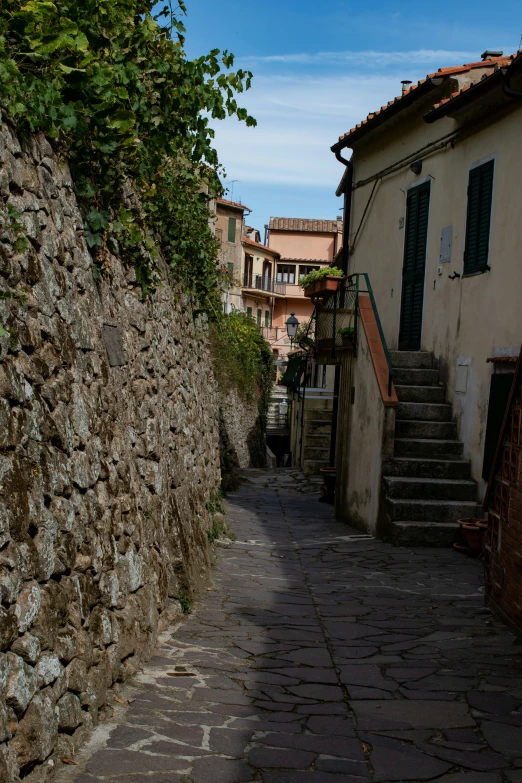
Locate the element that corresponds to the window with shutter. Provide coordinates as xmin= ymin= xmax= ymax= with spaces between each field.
xmin=398 ymin=181 xmax=430 ymax=351
xmin=228 ymin=217 xmax=236 ymax=243
xmin=464 ymin=160 xmax=494 ymax=275
xmin=265 ymin=310 xmax=270 ymax=327
xmin=257 ymin=309 xmax=262 ymax=326
xmin=247 ymin=307 xmax=252 ymax=318
xmin=227 ymin=262 xmax=234 ymax=278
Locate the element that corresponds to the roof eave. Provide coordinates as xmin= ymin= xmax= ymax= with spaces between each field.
xmin=331 ymin=76 xmax=445 ymax=152
xmin=424 ymin=53 xmax=522 ymax=124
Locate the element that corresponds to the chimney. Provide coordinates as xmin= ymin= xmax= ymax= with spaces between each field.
xmin=481 ymin=50 xmax=503 ymax=60
xmin=401 ymin=80 xmax=412 ymax=95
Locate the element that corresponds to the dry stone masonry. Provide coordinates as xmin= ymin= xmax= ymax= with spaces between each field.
xmin=0 ymin=119 xmax=260 ymax=782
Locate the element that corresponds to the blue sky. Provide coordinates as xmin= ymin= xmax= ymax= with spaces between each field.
xmin=176 ymin=1 xmax=519 ymax=235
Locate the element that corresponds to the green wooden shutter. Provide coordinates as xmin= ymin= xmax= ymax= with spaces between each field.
xmin=464 ymin=160 xmax=494 ymax=275
xmin=247 ymin=306 xmax=252 ymax=318
xmin=227 ymin=262 xmax=234 ymax=278
xmin=399 ymin=182 xmax=430 ymax=351
xmin=228 ymin=217 xmax=236 ymax=243
xmin=257 ymin=309 xmax=262 ymax=326
xmin=265 ymin=310 xmax=270 ymax=327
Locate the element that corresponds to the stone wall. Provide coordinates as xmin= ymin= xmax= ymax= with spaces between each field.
xmin=0 ymin=121 xmax=258 ymax=782
xmin=219 ymin=389 xmax=266 ymax=478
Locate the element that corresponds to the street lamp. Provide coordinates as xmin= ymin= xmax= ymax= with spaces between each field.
xmin=285 ymin=312 xmax=299 ymax=348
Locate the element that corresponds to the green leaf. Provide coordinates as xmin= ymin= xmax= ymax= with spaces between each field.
xmin=106 ymin=109 xmax=136 ymax=132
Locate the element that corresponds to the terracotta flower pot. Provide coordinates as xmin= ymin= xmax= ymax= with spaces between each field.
xmin=304 ymin=275 xmax=343 ymax=299
xmin=341 ymin=333 xmax=355 ymax=349
xmin=317 ymin=337 xmax=334 ymax=352
xmin=461 ymin=523 xmax=484 ymax=551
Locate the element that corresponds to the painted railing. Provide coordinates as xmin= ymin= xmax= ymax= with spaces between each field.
xmin=352 ymin=273 xmax=395 ymax=398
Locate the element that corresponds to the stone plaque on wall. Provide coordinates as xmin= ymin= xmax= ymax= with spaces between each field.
xmin=102 ymin=324 xmax=128 ymax=366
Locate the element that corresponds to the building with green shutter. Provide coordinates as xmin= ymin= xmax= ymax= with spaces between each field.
xmin=317 ymin=50 xmax=522 ymax=543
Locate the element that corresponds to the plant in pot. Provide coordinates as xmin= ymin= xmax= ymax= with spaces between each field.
xmin=456 ymin=517 xmax=487 ymax=553
xmin=316 ymin=337 xmax=334 ymax=352
xmin=299 ymin=267 xmax=344 ymax=298
xmin=338 ymin=326 xmax=356 ymax=349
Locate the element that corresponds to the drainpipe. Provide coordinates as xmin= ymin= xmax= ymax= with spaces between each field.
xmin=334 ymin=150 xmax=353 ymax=276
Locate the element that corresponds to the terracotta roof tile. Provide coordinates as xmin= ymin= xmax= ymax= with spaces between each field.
xmin=242 ymin=237 xmax=280 ymax=255
xmin=333 ymin=53 xmax=515 ymax=149
xmin=427 ymin=51 xmax=522 ymax=117
xmin=269 ymin=217 xmax=341 ymax=233
xmin=217 ymin=197 xmax=251 ymax=212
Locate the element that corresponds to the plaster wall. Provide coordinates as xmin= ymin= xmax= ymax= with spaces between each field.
xmin=334 ymin=326 xmax=395 ymax=532
xmin=348 ymin=101 xmax=522 ymax=498
xmin=269 ymin=231 xmax=337 ymax=261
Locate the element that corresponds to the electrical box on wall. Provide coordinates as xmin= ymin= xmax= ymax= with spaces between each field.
xmin=440 ymin=226 xmax=452 ymax=264
xmin=455 ymin=364 xmax=468 ymax=394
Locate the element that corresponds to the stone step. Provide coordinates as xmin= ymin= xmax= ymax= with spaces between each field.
xmin=382 ymin=457 xmax=472 ymax=480
xmin=306 ymin=433 xmax=331 ymax=447
xmin=303 ymin=446 xmax=330 ymax=461
xmin=304 ymin=420 xmax=332 ymax=435
xmin=397 ymin=402 xmax=452 ymax=422
xmin=395 ymin=419 xmax=458 ymax=441
xmin=393 ymin=368 xmax=440 ymax=386
xmin=395 ymin=385 xmax=446 ymax=403
xmin=303 ymin=458 xmax=330 ymax=475
xmin=390 ymin=351 xmax=437 ymax=369
xmin=383 ymin=476 xmax=477 ymax=501
xmin=386 ymin=497 xmax=477 ymax=523
xmin=304 ymin=409 xmax=332 ymax=421
xmin=395 ymin=419 xmax=458 ymax=440
xmin=394 ymin=438 xmax=464 ymax=458
xmin=302 ymin=398 xmax=333 ymax=412
xmin=387 ymin=521 xmax=460 ymax=547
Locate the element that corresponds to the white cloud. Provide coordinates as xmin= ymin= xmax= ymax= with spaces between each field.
xmin=213 ymin=73 xmax=403 ymax=188
xmin=237 ymin=48 xmax=477 ymax=68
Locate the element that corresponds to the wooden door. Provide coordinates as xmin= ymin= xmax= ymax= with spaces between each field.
xmin=399 ymin=182 xmax=430 ymax=351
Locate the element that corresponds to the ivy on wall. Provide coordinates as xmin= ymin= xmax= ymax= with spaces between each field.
xmin=0 ymin=0 xmax=256 ymax=304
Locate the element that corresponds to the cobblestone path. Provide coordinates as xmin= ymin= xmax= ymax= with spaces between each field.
xmin=65 ymin=470 xmax=522 ymax=783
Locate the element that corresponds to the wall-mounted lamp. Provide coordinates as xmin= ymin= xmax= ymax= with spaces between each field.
xmin=410 ymin=160 xmax=423 ymax=175
xmin=285 ymin=312 xmax=299 ymax=347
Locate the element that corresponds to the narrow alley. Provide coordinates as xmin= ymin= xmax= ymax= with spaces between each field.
xmin=64 ymin=471 xmax=521 ymax=783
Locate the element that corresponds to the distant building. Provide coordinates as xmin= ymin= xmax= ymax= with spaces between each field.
xmin=267 ymin=217 xmax=343 ymax=363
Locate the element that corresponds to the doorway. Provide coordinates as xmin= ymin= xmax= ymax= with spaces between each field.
xmin=399 ymin=181 xmax=430 ymax=351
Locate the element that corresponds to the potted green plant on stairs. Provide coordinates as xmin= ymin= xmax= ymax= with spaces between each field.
xmin=338 ymin=326 xmax=356 ymax=350
xmin=300 ymin=267 xmax=344 ymax=299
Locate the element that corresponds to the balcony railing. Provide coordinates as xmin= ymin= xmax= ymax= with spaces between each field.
xmin=243 ymin=273 xmax=286 ymax=296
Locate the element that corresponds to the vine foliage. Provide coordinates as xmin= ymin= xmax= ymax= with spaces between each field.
xmin=0 ymin=0 xmax=256 ymax=303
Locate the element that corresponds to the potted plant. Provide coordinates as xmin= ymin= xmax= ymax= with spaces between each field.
xmin=338 ymin=326 xmax=356 ymax=349
xmin=316 ymin=337 xmax=334 ymax=352
xmin=457 ymin=517 xmax=487 ymax=553
xmin=299 ymin=267 xmax=344 ymax=299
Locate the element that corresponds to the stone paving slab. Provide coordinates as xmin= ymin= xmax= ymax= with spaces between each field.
xmin=60 ymin=471 xmax=522 ymax=783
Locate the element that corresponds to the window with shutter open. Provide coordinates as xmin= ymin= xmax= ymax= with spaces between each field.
xmin=464 ymin=160 xmax=494 ymax=275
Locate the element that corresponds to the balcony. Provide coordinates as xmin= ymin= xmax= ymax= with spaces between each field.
xmin=243 ymin=273 xmax=286 ymax=297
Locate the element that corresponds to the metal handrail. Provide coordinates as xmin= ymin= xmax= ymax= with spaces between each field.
xmin=348 ymin=272 xmax=394 ymax=397
xmin=243 ymin=273 xmax=286 ymax=296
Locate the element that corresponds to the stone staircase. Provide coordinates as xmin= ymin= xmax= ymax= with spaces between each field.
xmin=301 ymin=392 xmax=333 ymax=475
xmin=382 ymin=351 xmax=478 ymax=546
